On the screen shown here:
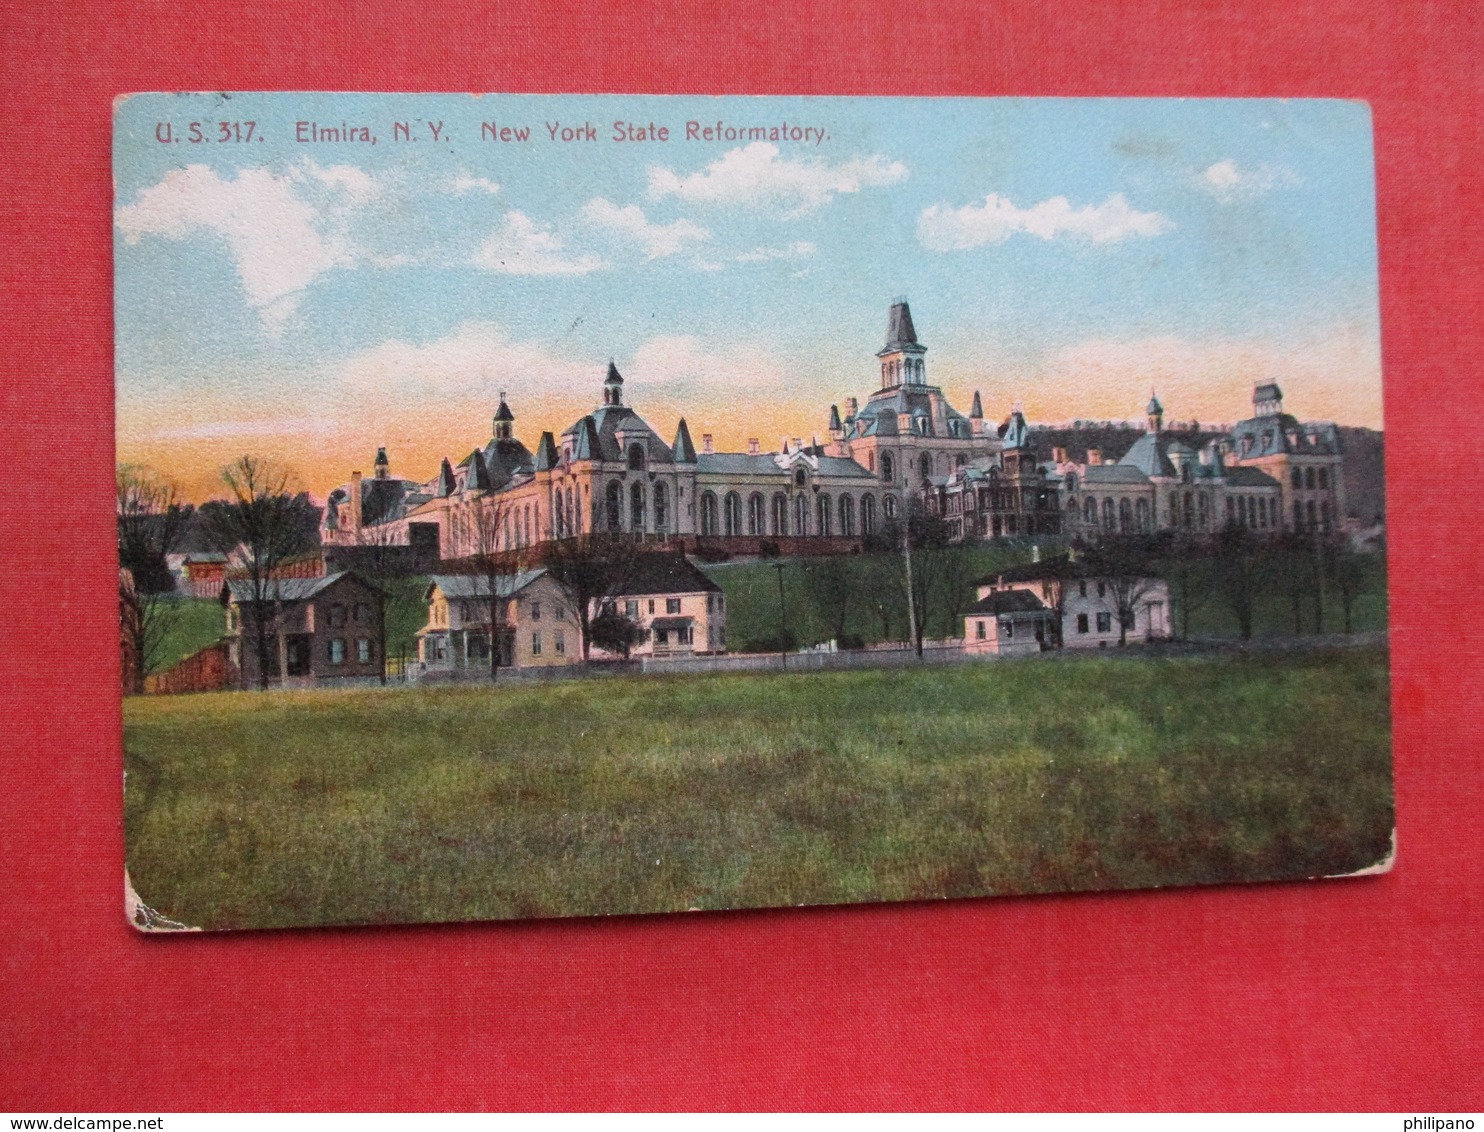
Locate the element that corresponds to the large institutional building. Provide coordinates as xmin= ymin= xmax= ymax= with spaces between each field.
xmin=321 ymin=301 xmax=1345 ymax=559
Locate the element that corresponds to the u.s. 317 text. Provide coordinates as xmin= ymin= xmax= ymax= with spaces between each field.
xmin=154 ymin=121 xmax=260 ymax=144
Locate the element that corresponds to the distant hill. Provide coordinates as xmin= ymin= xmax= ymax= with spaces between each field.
xmin=1023 ymin=422 xmax=1386 ymax=524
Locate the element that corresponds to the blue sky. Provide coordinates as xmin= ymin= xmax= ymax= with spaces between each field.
xmin=113 ymin=93 xmax=1381 ymax=499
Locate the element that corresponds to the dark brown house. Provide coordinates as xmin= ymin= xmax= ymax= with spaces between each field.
xmin=222 ymin=571 xmax=384 ymax=688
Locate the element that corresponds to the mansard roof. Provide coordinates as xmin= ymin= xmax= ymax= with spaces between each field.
xmin=562 ymin=404 xmax=674 ymax=464
xmin=852 ymin=385 xmax=972 ymax=438
xmin=533 ymin=431 xmax=560 ymax=472
xmin=1230 ymin=414 xmax=1341 ymax=458
xmin=881 ymin=299 xmax=921 ymax=352
xmin=479 ymin=435 xmax=535 ymax=485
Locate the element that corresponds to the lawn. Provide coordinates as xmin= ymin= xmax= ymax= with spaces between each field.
xmin=123 ymin=644 xmax=1393 ymax=931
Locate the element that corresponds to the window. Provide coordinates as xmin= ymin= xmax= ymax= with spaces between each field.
xmin=1096 ymin=612 xmax=1112 ymax=633
xmin=1097 ymin=581 xmax=1106 ymax=598
xmin=748 ymin=493 xmax=765 ymax=536
xmin=555 ymin=632 xmax=565 ymax=655
xmin=625 ymin=600 xmax=639 ymax=618
xmin=839 ymin=494 xmax=855 ymax=536
xmin=329 ymin=604 xmax=346 ymax=628
xmin=700 ymin=491 xmax=719 ymax=536
xmin=794 ymin=468 xmax=806 ymax=488
xmin=1318 ymin=468 xmax=1330 ymax=490
xmin=654 ymin=629 xmax=668 ymax=646
xmin=919 ymin=453 xmax=932 ymax=480
xmin=666 ymin=598 xmax=681 ymax=614
xmin=531 ymin=632 xmax=542 ymax=656
xmin=556 ymin=604 xmax=566 ymax=620
xmin=630 ymin=481 xmax=645 ymax=531
xmin=1305 ymin=467 xmax=1317 ymax=490
xmin=1076 ymin=613 xmax=1089 ymax=634
xmin=724 ymin=492 xmax=742 ymax=536
xmin=1005 ymin=621 xmax=1014 ymax=639
xmin=353 ymin=602 xmax=369 ymax=624
xmin=648 ymin=599 xmax=655 ymax=614
xmin=356 ymin=638 xmax=372 ymax=663
xmin=605 ymin=481 xmax=623 ymax=532
xmin=329 ymin=638 xmax=347 ymax=664
xmin=883 ymin=495 xmax=897 ymax=520
xmin=1079 ymin=581 xmax=1087 ymax=598
xmin=654 ymin=483 xmax=668 ymax=533
xmin=531 ymin=602 xmax=541 ymax=621
xmin=678 ymin=626 xmax=693 ymax=645
xmin=628 ymin=443 xmax=646 ymax=471
xmin=771 ymin=492 xmax=788 ymax=536
xmin=1291 ymin=468 xmax=1303 ymax=489
xmin=881 ymin=453 xmax=894 ymax=482
xmin=976 ymin=620 xmax=987 ymax=640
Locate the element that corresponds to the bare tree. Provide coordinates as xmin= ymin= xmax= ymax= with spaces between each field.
xmin=860 ymin=552 xmax=899 ymax=643
xmin=894 ymin=503 xmax=956 ymax=656
xmin=1160 ymin=532 xmax=1213 ymax=641
xmin=117 ymin=465 xmax=188 ymax=694
xmin=536 ymin=533 xmax=640 ymax=660
xmin=1321 ymin=532 xmax=1369 ymax=634
xmin=463 ymin=492 xmax=516 ymax=680
xmin=803 ymin=556 xmax=856 ymax=645
xmin=352 ymin=520 xmax=405 ymax=685
xmin=1214 ymin=523 xmax=1267 ymax=641
xmin=198 ymin=456 xmax=311 ymax=690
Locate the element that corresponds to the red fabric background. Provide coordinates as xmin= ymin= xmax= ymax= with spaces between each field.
xmin=1 ymin=0 xmax=1480 ymax=1110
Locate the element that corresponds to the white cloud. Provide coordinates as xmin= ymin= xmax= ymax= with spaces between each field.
xmin=1196 ymin=159 xmax=1300 ymax=203
xmin=116 ymin=161 xmax=380 ymax=329
xmin=735 ymin=241 xmax=815 ymax=262
xmin=337 ymin=321 xmax=587 ymax=398
xmin=471 ymin=211 xmax=606 ymax=275
xmin=918 ymin=192 xmax=1172 ymax=251
xmin=452 ymin=173 xmax=501 ymax=195
xmin=647 ymin=143 xmax=908 ymax=217
xmin=628 ymin=335 xmax=789 ymax=394
xmin=581 ymin=197 xmax=709 ymax=259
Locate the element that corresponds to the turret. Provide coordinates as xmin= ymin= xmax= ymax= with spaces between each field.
xmin=1146 ymin=391 xmax=1164 ymax=434
xmin=603 ymin=360 xmax=624 ymax=407
xmin=672 ymin=418 xmax=698 ymax=463
xmin=875 ymin=298 xmax=928 ymax=389
xmin=493 ymin=391 xmax=515 ymax=440
xmin=373 ymin=447 xmax=389 ymax=479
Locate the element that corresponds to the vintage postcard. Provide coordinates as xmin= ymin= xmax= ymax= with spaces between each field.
xmin=115 ymin=93 xmax=1392 ymax=931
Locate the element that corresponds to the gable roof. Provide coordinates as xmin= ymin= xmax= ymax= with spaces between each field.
xmin=613 ymin=553 xmax=722 ymax=597
xmin=425 ymin=569 xmax=548 ymax=602
xmin=224 ymin=571 xmax=361 ymax=604
xmin=968 ymin=589 xmax=1052 ymax=616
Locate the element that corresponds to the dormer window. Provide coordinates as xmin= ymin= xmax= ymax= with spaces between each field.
xmin=627 ymin=443 xmax=645 ymax=471
xmin=794 ymin=468 xmax=806 ymax=487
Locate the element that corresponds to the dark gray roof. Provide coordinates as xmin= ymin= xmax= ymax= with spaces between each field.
xmin=968 ymin=589 xmax=1052 ymax=616
xmin=1224 ymin=466 xmax=1282 ymax=488
xmin=613 ymin=554 xmax=722 ymax=597
xmin=973 ymin=553 xmax=1159 ymax=587
xmin=672 ymin=418 xmax=697 ymax=464
xmin=882 ymin=300 xmax=920 ymax=350
xmin=1082 ymin=464 xmax=1151 ymax=485
xmin=225 ymin=571 xmax=357 ymax=603
xmin=425 ymin=569 xmax=547 ymax=602
xmin=649 ymin=616 xmax=693 ymax=631
xmin=561 ymin=405 xmax=673 ymax=465
xmin=852 ymin=385 xmax=972 ymax=439
xmin=533 ymin=431 xmax=560 ymax=472
xmin=999 ymin=411 xmax=1031 ymax=450
xmin=1230 ymin=414 xmax=1341 ymax=458
xmin=1253 ymin=382 xmax=1283 ymax=404
xmin=479 ymin=436 xmax=535 ymax=486
xmin=493 ymin=396 xmax=515 ymax=422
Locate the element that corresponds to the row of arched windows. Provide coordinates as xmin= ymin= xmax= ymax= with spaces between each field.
xmin=697 ymin=490 xmax=888 ymax=538
xmin=1290 ymin=465 xmax=1332 ymax=491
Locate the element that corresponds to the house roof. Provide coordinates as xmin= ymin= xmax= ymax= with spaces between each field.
xmin=561 ymin=404 xmax=674 ymax=465
xmin=649 ymin=616 xmax=693 ymax=631
xmin=224 ymin=571 xmax=357 ymax=604
xmin=968 ymin=589 xmax=1052 ymax=616
xmin=613 ymin=553 xmax=723 ymax=597
xmin=1230 ymin=414 xmax=1341 ymax=459
xmin=972 ymin=553 xmax=1159 ymax=586
xmin=425 ymin=569 xmax=548 ymax=602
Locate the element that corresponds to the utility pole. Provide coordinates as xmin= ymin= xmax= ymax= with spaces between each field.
xmin=771 ymin=559 xmax=788 ymax=670
xmin=901 ymin=517 xmax=919 ymax=657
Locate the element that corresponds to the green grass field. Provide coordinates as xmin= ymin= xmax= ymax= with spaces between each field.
xmin=124 ymin=644 xmax=1393 ymax=930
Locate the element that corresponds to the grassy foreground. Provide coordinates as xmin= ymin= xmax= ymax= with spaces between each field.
xmin=124 ymin=645 xmax=1393 ymax=930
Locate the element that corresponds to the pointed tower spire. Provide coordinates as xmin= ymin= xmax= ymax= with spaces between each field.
xmin=672 ymin=418 xmax=697 ymax=463
xmin=828 ymin=404 xmax=842 ymax=431
xmin=603 ymin=359 xmax=624 ymax=407
xmin=437 ymin=457 xmax=456 ymax=497
xmin=970 ymin=391 xmax=984 ymax=419
xmin=876 ymin=298 xmax=928 ymax=389
xmin=533 ymin=430 xmax=560 ymax=472
xmin=494 ymin=391 xmax=515 ymax=439
xmin=1146 ymin=390 xmax=1164 ymax=434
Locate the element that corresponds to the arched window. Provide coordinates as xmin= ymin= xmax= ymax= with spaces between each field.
xmin=629 ymin=482 xmax=645 ymax=532
xmin=919 ymin=453 xmax=932 ymax=481
xmin=1182 ymin=491 xmax=1194 ymax=529
xmin=1066 ymin=497 xmax=1079 ymax=520
xmin=1065 ymin=472 xmax=1077 ymax=493
xmin=654 ymin=482 xmax=668 ymax=534
xmin=1318 ymin=468 xmax=1329 ymax=490
xmin=748 ymin=493 xmax=765 ymax=536
xmin=554 ymin=493 xmax=565 ymax=538
xmin=724 ymin=492 xmax=742 ymax=536
xmin=605 ymin=482 xmax=622 ymax=532
xmin=524 ymin=505 xmax=532 ymax=545
xmin=1198 ymin=493 xmax=1210 ymax=530
xmin=700 ymin=491 xmax=718 ymax=536
xmin=883 ymin=494 xmax=898 ymax=521
xmin=816 ymin=493 xmax=832 ymax=536
xmin=1119 ymin=498 xmax=1133 ymax=532
xmin=1083 ymin=496 xmax=1097 ymax=525
xmin=881 ymin=453 xmax=894 ymax=483
xmin=794 ymin=468 xmax=806 ymax=488
xmin=1305 ymin=467 xmax=1316 ymax=490
xmin=1306 ymin=500 xmax=1317 ymax=527
xmin=771 ymin=492 xmax=788 ymax=536
xmin=1136 ymin=497 xmax=1151 ymax=531
xmin=860 ymin=494 xmax=876 ymax=536
xmin=1291 ymin=468 xmax=1303 ymax=490
xmin=628 ymin=443 xmax=646 ymax=472
xmin=1103 ymin=498 xmax=1116 ymax=530
xmin=793 ymin=494 xmax=809 ymax=536
xmin=839 ymin=494 xmax=855 ymax=536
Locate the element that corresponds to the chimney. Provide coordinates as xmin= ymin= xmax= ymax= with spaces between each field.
xmin=845 ymin=397 xmax=859 ymax=416
xmin=1087 ymin=449 xmax=1102 ymax=466
xmin=1052 ymin=446 xmax=1068 ymax=464
xmin=349 ymin=471 xmax=363 ymax=536
xmin=748 ymin=438 xmax=760 ymax=455
xmin=702 ymin=433 xmax=714 ymax=454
